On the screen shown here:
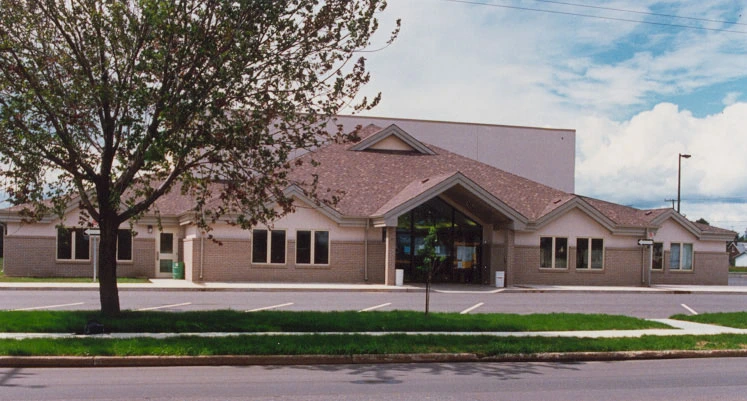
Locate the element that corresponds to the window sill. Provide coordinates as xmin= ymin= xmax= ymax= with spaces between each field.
xmin=538 ymin=267 xmax=568 ymax=272
xmin=575 ymin=268 xmax=605 ymax=273
xmin=668 ymin=269 xmax=694 ymax=273
xmin=55 ymin=259 xmax=91 ymax=263
xmin=295 ymin=264 xmax=331 ymax=270
xmin=251 ymin=264 xmax=288 ymax=269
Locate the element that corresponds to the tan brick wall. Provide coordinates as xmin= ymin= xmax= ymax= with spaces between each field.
xmin=512 ymin=245 xmax=645 ymax=286
xmin=3 ymin=235 xmax=154 ymax=278
xmin=196 ymin=238 xmax=369 ymax=283
xmin=652 ymin=251 xmax=729 ymax=285
xmin=366 ymin=242 xmax=386 ymax=284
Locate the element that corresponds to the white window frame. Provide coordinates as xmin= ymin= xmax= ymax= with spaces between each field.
xmin=652 ymin=242 xmax=664 ymax=270
xmin=295 ymin=230 xmax=330 ymax=266
xmin=576 ymin=238 xmax=604 ymax=270
xmin=540 ymin=236 xmax=568 ymax=269
xmin=670 ymin=242 xmax=694 ymax=271
xmin=251 ymin=229 xmax=287 ymax=265
xmin=56 ymin=227 xmax=91 ymax=262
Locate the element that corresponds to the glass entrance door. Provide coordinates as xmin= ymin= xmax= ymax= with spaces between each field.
xmin=396 ymin=197 xmax=483 ymax=284
xmin=156 ymin=230 xmax=178 ymax=277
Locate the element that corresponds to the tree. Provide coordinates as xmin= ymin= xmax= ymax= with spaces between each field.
xmin=416 ymin=227 xmax=445 ymax=315
xmin=0 ymin=0 xmax=398 ymax=315
xmin=695 ymin=218 xmax=710 ymax=225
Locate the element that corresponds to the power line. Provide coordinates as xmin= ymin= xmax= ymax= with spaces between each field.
xmin=440 ymin=0 xmax=747 ymax=34
xmin=530 ymin=0 xmax=747 ymax=27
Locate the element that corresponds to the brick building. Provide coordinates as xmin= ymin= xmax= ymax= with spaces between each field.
xmin=0 ymin=119 xmax=734 ymax=285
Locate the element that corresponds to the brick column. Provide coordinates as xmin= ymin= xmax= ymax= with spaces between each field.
xmin=384 ymin=226 xmax=396 ymax=285
xmin=504 ymin=230 xmax=515 ymax=286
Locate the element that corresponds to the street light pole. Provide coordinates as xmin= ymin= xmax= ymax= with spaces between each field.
xmin=677 ymin=153 xmax=691 ymax=214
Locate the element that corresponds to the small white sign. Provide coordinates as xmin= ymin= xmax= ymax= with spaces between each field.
xmin=637 ymin=239 xmax=654 ymax=246
xmin=84 ymin=228 xmax=101 ymax=236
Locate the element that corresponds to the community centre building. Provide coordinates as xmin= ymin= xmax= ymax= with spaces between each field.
xmin=0 ymin=116 xmax=734 ymax=286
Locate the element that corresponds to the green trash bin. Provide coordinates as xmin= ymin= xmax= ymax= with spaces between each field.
xmin=172 ymin=261 xmax=185 ymax=280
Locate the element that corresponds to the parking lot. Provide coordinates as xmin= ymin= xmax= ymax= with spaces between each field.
xmin=3 ymin=288 xmax=747 ymax=319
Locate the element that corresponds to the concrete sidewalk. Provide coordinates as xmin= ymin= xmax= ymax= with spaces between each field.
xmin=1 ymin=279 xmax=747 ymax=294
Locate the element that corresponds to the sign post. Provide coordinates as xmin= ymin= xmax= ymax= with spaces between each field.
xmin=638 ymin=239 xmax=654 ymax=286
xmin=85 ymin=228 xmax=101 ymax=282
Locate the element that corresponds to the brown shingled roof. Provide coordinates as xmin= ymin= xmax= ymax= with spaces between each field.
xmin=288 ymin=124 xmax=569 ymax=221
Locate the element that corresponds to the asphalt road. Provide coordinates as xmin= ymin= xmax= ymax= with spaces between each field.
xmin=2 ymin=289 xmax=747 ymax=318
xmin=1 ymin=358 xmax=746 ymax=400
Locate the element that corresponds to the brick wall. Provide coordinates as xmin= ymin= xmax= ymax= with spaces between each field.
xmin=3 ymin=235 xmax=154 ymax=278
xmin=195 ymin=238 xmax=370 ymax=283
xmin=512 ymin=245 xmax=644 ymax=286
xmin=652 ymin=251 xmax=729 ymax=285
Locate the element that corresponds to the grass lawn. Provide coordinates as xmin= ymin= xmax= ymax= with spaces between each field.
xmin=0 ymin=310 xmax=672 ymax=333
xmin=1 ymin=333 xmax=746 ymax=357
xmin=0 ymin=269 xmax=148 ymax=283
xmin=730 ymin=267 xmax=747 ymax=273
xmin=671 ymin=312 xmax=747 ymax=329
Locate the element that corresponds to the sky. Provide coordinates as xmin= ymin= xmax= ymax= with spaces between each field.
xmin=349 ymin=0 xmax=747 ymax=234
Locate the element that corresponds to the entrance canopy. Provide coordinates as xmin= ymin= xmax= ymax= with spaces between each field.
xmin=371 ymin=171 xmax=527 ymax=230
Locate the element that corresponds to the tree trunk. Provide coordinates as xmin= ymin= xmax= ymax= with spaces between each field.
xmin=98 ymin=217 xmax=121 ymax=315
xmin=425 ymin=270 xmax=431 ymax=315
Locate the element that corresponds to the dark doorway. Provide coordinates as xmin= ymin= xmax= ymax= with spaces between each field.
xmin=395 ymin=197 xmax=484 ymax=284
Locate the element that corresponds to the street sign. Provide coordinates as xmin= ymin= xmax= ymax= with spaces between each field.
xmin=84 ymin=228 xmax=101 ymax=236
xmin=637 ymin=239 xmax=654 ymax=246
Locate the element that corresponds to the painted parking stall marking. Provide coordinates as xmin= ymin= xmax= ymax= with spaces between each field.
xmin=246 ymin=302 xmax=294 ymax=312
xmin=358 ymin=303 xmax=392 ymax=312
xmin=460 ymin=302 xmax=484 ymax=314
xmin=13 ymin=302 xmax=85 ymax=311
xmin=136 ymin=302 xmax=192 ymax=311
xmin=681 ymin=304 xmax=698 ymax=315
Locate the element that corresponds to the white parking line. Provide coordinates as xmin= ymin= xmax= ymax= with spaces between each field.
xmin=246 ymin=302 xmax=294 ymax=312
xmin=13 ymin=302 xmax=85 ymax=311
xmin=136 ymin=302 xmax=192 ymax=311
xmin=460 ymin=302 xmax=484 ymax=314
xmin=681 ymin=303 xmax=698 ymax=315
xmin=359 ymin=303 xmax=392 ymax=312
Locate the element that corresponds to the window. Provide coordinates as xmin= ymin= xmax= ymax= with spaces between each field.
xmin=576 ymin=238 xmax=604 ymax=269
xmin=652 ymin=243 xmax=663 ymax=270
xmin=56 ymin=228 xmax=90 ymax=260
xmin=117 ymin=230 xmax=133 ymax=261
xmin=540 ymin=237 xmax=568 ymax=269
xmin=296 ymin=230 xmax=330 ymax=265
xmin=670 ymin=243 xmax=693 ymax=270
xmin=252 ymin=229 xmax=286 ymax=264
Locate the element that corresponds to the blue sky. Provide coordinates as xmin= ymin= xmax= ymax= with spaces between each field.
xmin=351 ymin=0 xmax=747 ymax=232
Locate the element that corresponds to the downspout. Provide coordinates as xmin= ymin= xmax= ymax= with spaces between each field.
xmin=364 ymin=219 xmax=369 ymax=281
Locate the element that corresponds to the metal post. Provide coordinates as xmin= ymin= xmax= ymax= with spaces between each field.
xmin=92 ymin=236 xmax=98 ymax=282
xmin=648 ymin=243 xmax=653 ymax=287
xmin=677 ymin=153 xmax=691 ymax=213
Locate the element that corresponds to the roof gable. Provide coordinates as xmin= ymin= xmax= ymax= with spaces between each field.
xmin=349 ymin=124 xmax=436 ymax=155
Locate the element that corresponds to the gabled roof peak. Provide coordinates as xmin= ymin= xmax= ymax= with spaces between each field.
xmin=349 ymin=124 xmax=436 ymax=155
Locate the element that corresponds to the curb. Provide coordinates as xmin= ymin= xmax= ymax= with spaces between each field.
xmin=2 ymin=350 xmax=747 ymax=368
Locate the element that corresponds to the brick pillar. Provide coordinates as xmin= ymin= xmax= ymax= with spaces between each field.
xmin=384 ymin=226 xmax=396 ymax=285
xmin=505 ymin=230 xmax=515 ymax=286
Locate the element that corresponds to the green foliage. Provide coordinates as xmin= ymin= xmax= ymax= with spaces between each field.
xmin=2 ymin=333 xmax=747 ymax=357
xmin=416 ymin=227 xmax=446 ymax=274
xmin=0 ymin=310 xmax=670 ymax=333
xmin=0 ymin=0 xmax=398 ymax=313
xmin=671 ymin=312 xmax=747 ymax=329
xmin=695 ymin=218 xmax=710 ymax=225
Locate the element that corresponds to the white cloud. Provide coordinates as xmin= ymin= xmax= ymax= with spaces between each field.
xmin=354 ymin=1 xmax=747 ymax=228
xmin=723 ymin=92 xmax=742 ymax=106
